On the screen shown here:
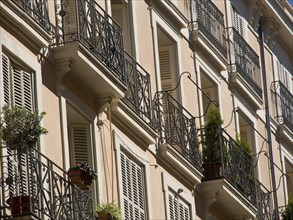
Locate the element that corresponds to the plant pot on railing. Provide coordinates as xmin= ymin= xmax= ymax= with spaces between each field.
xmin=6 ymin=195 xmax=31 ymax=217
xmin=201 ymin=106 xmax=225 ymax=180
xmin=68 ymin=162 xmax=97 ymax=190
xmin=95 ymin=202 xmax=122 ymax=220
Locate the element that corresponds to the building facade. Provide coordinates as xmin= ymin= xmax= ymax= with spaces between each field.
xmin=0 ymin=0 xmax=292 ymax=219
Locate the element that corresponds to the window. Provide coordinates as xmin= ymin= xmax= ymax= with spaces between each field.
xmin=120 ymin=152 xmax=146 ymax=220
xmin=1 ymin=53 xmax=35 ymax=197
xmin=168 ymin=189 xmax=191 ymax=220
xmin=200 ymin=72 xmax=218 ymax=124
xmin=2 ymin=53 xmax=34 ymax=110
xmin=66 ymin=104 xmax=92 ymax=166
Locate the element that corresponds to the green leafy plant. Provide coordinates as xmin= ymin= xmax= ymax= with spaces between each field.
xmin=0 ymin=105 xmax=47 ymax=152
xmin=69 ymin=162 xmax=97 ymax=180
xmin=202 ymin=106 xmax=223 ymax=164
xmin=235 ymin=133 xmax=252 ymax=155
xmin=96 ymin=202 xmax=122 ymax=220
xmin=282 ymin=200 xmax=293 ymax=220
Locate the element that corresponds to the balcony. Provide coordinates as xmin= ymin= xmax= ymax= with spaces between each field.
xmin=0 ymin=147 xmax=93 ymax=219
xmin=198 ymin=129 xmax=272 ymax=219
xmin=122 ymin=52 xmax=154 ymax=128
xmin=271 ymin=81 xmax=293 ymax=133
xmin=52 ymin=0 xmax=126 ymax=98
xmin=189 ymin=0 xmax=227 ymax=61
xmin=0 ymin=0 xmax=51 ymax=50
xmin=154 ymin=91 xmax=203 ymax=183
xmin=111 ymin=52 xmax=156 ymax=145
xmin=227 ymin=27 xmax=262 ymax=107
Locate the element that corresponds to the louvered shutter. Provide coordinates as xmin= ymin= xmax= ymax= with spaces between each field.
xmin=202 ymin=87 xmax=216 ymax=124
xmin=240 ymin=126 xmax=249 ymax=145
xmin=11 ymin=69 xmax=33 ymax=110
xmin=2 ymin=54 xmax=12 ymax=106
xmin=159 ymin=48 xmax=172 ymax=93
xmin=112 ymin=3 xmax=131 ymax=53
xmin=287 ymin=172 xmax=293 ymax=199
xmin=277 ymin=60 xmax=291 ymax=120
xmin=277 ymin=60 xmax=290 ymax=89
xmin=232 ymin=7 xmax=244 ymax=37
xmin=69 ymin=124 xmax=91 ymax=164
xmin=121 ymin=152 xmax=146 ymax=220
xmin=168 ymin=191 xmax=191 ymax=220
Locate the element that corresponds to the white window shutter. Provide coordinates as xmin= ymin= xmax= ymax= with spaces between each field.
xmin=2 ymin=54 xmax=12 ymax=106
xmin=232 ymin=7 xmax=244 ymax=37
xmin=121 ymin=152 xmax=146 ymax=220
xmin=168 ymin=190 xmax=191 ymax=220
xmin=69 ymin=124 xmax=91 ymax=164
xmin=159 ymin=48 xmax=172 ymax=93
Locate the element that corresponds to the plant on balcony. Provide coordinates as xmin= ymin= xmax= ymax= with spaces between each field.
xmin=68 ymin=162 xmax=97 ymax=189
xmin=1 ymin=105 xmax=47 ymax=217
xmin=236 ymin=133 xmax=252 ymax=155
xmin=202 ymin=106 xmax=224 ymax=180
xmin=282 ymin=200 xmax=293 ymax=220
xmin=0 ymin=105 xmax=47 ymax=153
xmin=95 ymin=202 xmax=122 ymax=220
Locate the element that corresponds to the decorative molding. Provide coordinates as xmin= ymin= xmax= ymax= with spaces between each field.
xmin=55 ymin=57 xmax=75 ymax=96
xmin=262 ymin=18 xmax=280 ymax=49
xmin=248 ymin=1 xmax=266 ymax=31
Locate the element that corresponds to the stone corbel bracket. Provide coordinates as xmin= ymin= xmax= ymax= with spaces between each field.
xmin=262 ymin=18 xmax=280 ymax=48
xmin=96 ymin=96 xmax=119 ymax=128
xmin=55 ymin=57 xmax=75 ymax=96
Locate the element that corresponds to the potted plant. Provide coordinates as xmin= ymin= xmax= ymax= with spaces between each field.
xmin=0 ymin=105 xmax=47 ymax=217
xmin=282 ymin=200 xmax=293 ymax=220
xmin=96 ymin=202 xmax=122 ymax=220
xmin=68 ymin=162 xmax=97 ymax=189
xmin=202 ymin=106 xmax=224 ymax=180
xmin=0 ymin=105 xmax=47 ymax=153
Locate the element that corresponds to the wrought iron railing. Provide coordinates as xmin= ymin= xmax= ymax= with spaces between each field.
xmin=201 ymin=128 xmax=272 ymax=218
xmin=123 ymin=52 xmax=154 ymax=128
xmin=0 ymin=147 xmax=94 ymax=219
xmin=271 ymin=81 xmax=293 ymax=131
xmin=10 ymin=0 xmax=51 ymax=32
xmin=255 ymin=180 xmax=272 ymax=220
xmin=227 ymin=27 xmax=262 ymax=97
xmin=154 ymin=91 xmax=202 ymax=171
xmin=190 ymin=0 xmax=227 ymax=57
xmin=54 ymin=0 xmax=126 ymax=84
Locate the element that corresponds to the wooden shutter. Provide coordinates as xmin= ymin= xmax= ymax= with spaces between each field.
xmin=2 ymin=54 xmax=12 ymax=106
xmin=202 ymin=87 xmax=216 ymax=123
xmin=168 ymin=191 xmax=190 ymax=220
xmin=112 ymin=3 xmax=131 ymax=53
xmin=286 ymin=161 xmax=293 ymax=200
xmin=69 ymin=124 xmax=91 ymax=164
xmin=121 ymin=152 xmax=146 ymax=220
xmin=277 ymin=60 xmax=290 ymax=89
xmin=232 ymin=7 xmax=244 ymax=37
xmin=159 ymin=48 xmax=172 ymax=93
xmin=12 ymin=69 xmax=33 ymax=110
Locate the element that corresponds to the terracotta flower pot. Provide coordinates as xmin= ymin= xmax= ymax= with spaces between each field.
xmin=6 ymin=195 xmax=31 ymax=217
xmin=68 ymin=169 xmax=93 ymax=189
xmin=97 ymin=212 xmax=113 ymax=220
